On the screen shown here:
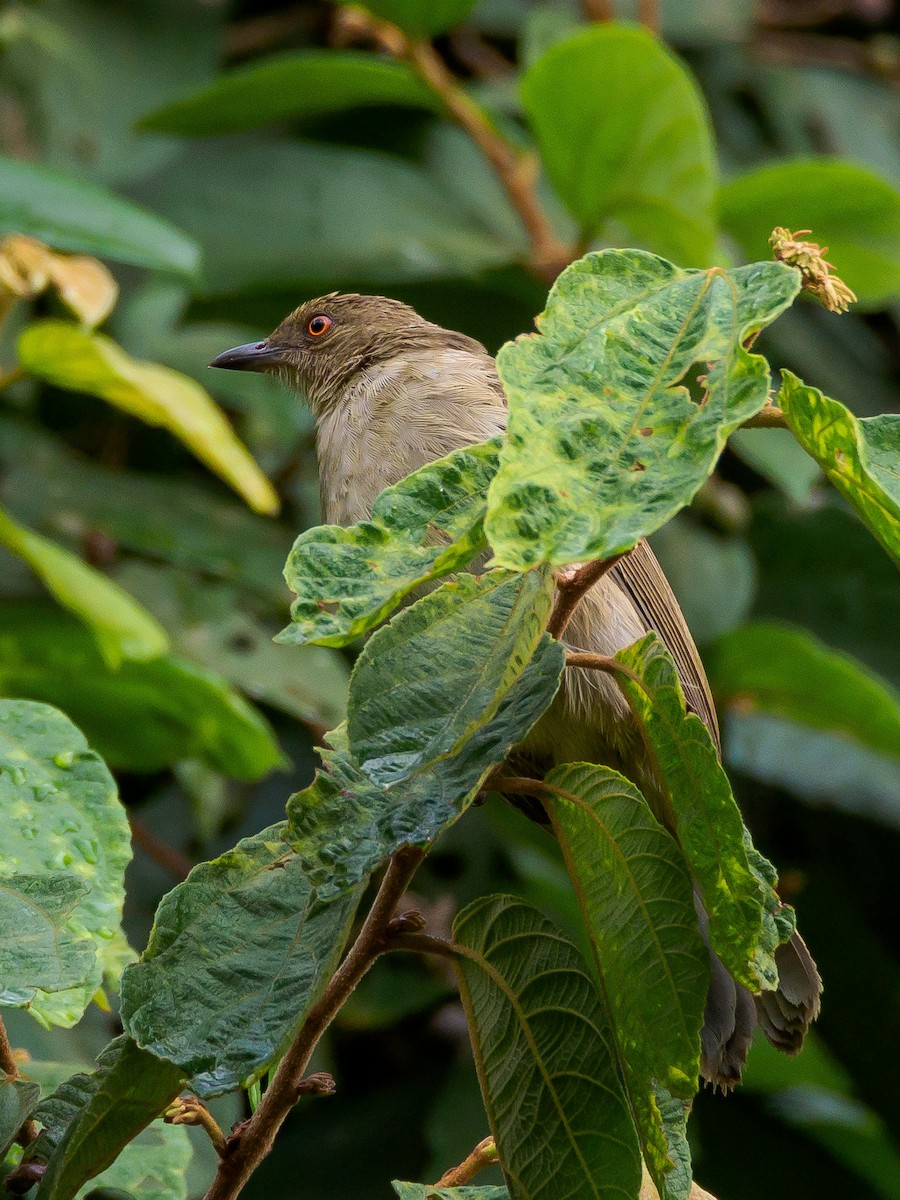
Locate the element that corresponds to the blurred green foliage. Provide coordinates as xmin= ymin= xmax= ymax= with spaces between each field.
xmin=1 ymin=0 xmax=899 ymax=1198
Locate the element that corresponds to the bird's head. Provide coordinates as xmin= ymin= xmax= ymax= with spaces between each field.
xmin=209 ymin=292 xmax=481 ymax=416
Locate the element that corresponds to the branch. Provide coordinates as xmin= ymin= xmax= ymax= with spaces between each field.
xmin=203 ymin=846 xmax=425 ymax=1200
xmin=547 ymin=554 xmax=627 ymax=639
xmin=739 ymin=405 xmax=788 ymax=429
xmin=0 ymin=1013 xmax=37 ymax=1147
xmin=566 ymin=651 xmax=644 ymax=690
xmin=435 ymin=1135 xmax=499 ymax=1188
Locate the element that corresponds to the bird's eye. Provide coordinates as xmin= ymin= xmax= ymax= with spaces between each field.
xmin=307 ymin=314 xmax=332 ymax=337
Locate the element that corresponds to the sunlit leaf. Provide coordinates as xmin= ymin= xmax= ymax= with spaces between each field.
xmin=0 ymin=506 xmax=168 ymax=667
xmin=543 ymin=763 xmax=707 ymax=1193
xmin=393 ymin=1186 xmax=508 ymax=1200
xmin=120 ymin=824 xmax=362 ymax=1096
xmin=0 ymin=699 xmax=131 ymax=1029
xmin=140 ymin=52 xmax=437 ymax=136
xmin=522 ymin=25 xmax=717 ymax=263
xmin=0 ymin=605 xmax=282 ymax=780
xmin=720 ymin=159 xmax=900 ymax=306
xmin=279 ymin=440 xmax=499 ymax=648
xmin=332 ymin=0 xmax=477 ymax=37
xmin=486 ymin=250 xmax=800 ymax=568
xmin=17 ymin=321 xmax=279 ymax=515
xmin=0 ymin=236 xmax=117 ymax=327
xmin=29 ymin=1038 xmax=184 ymax=1200
xmin=777 ymin=371 xmax=900 ymax=566
xmin=710 ymin=622 xmax=900 ymax=761
xmin=0 ymin=156 xmax=198 ymax=275
xmin=454 ymin=895 xmax=641 ymax=1200
xmin=614 ymin=635 xmax=788 ymax=990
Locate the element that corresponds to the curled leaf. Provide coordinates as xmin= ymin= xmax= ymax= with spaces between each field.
xmin=0 ymin=235 xmax=117 ymax=327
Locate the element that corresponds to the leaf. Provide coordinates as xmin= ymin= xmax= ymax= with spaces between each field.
xmin=1 ymin=1078 xmax=42 ymax=1159
xmin=522 ymin=25 xmax=717 ymax=264
xmin=0 ymin=874 xmax=94 ymax=1002
xmin=0 ymin=235 xmax=117 ymax=326
xmin=139 ymin=51 xmax=438 ymax=136
xmin=720 ymin=159 xmax=900 ymax=306
xmin=0 ymin=605 xmax=282 ymax=780
xmin=278 ymin=439 xmax=500 ymax=648
xmin=777 ymin=371 xmax=900 ymax=566
xmin=0 ymin=506 xmax=169 ymax=667
xmin=543 ymin=764 xmax=706 ymax=1195
xmin=75 ymin=1123 xmax=190 ymax=1200
xmin=135 ymin=139 xmax=518 ymax=295
xmin=120 ymin=823 xmax=362 ymax=1096
xmin=347 ymin=569 xmax=553 ymax=786
xmin=289 ymin=635 xmax=564 ymax=899
xmin=0 ymin=156 xmax=198 ymax=275
xmin=392 ymin=1186 xmax=508 ymax=1200
xmin=17 ymin=321 xmax=279 ymax=516
xmin=30 ymin=1037 xmax=185 ymax=1200
xmin=0 ymin=699 xmax=131 ymax=1029
xmin=613 ymin=635 xmax=783 ymax=991
xmin=453 ymin=895 xmax=641 ymax=1200
xmin=709 ymin=622 xmax=900 ymax=761
xmin=485 ymin=250 xmax=800 ymax=569
xmin=334 ymin=0 xmax=477 ymax=37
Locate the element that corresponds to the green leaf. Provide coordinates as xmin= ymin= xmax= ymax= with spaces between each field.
xmin=1 ymin=1078 xmax=42 ymax=1159
xmin=485 ymin=250 xmax=800 ymax=569
xmin=543 ymin=765 xmax=706 ymax=1154
xmin=139 ymin=51 xmax=438 ymax=136
xmin=278 ymin=439 xmax=500 ymax=648
xmin=30 ymin=1037 xmax=185 ymax=1200
xmin=120 ymin=823 xmax=361 ymax=1096
xmin=0 ymin=699 xmax=131 ymax=1029
xmin=0 ymin=155 xmax=198 ymax=275
xmin=710 ymin=622 xmax=900 ymax=761
xmin=720 ymin=159 xmax=900 ymax=306
xmin=392 ymin=1187 xmax=508 ymax=1200
xmin=348 ymin=569 xmax=553 ymax=786
xmin=0 ymin=606 xmax=282 ymax=780
xmin=289 ymin=635 xmax=564 ymax=899
xmin=18 ymin=321 xmax=279 ymax=516
xmin=614 ymin=635 xmax=784 ymax=991
xmin=522 ymin=25 xmax=717 ymax=263
xmin=777 ymin=371 xmax=900 ymax=566
xmin=335 ymin=0 xmax=477 ymax=37
xmin=0 ymin=875 xmax=95 ymax=1003
xmin=0 ymin=507 xmax=168 ymax=667
xmin=135 ymin=139 xmax=518 ymax=295
xmin=75 ymin=1123 xmax=190 ymax=1200
xmin=453 ymin=895 xmax=641 ymax=1200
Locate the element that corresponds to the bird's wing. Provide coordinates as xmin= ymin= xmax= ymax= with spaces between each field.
xmin=610 ymin=539 xmax=721 ymax=752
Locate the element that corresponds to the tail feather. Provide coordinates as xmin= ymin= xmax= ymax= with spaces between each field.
xmin=754 ymin=931 xmax=822 ymax=1056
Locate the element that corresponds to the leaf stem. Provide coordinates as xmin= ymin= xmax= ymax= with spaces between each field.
xmin=435 ymin=1135 xmax=499 ymax=1187
xmin=202 ymin=846 xmax=425 ymax=1200
xmin=565 ymin=651 xmax=644 ymax=689
xmin=740 ymin=405 xmax=788 ymax=429
xmin=547 ymin=553 xmax=627 ymax=639
xmin=0 ymin=1013 xmax=37 ymax=1147
xmin=164 ymin=1096 xmax=228 ymax=1155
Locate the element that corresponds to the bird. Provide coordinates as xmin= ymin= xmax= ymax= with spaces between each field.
xmin=211 ymin=292 xmax=821 ymax=1088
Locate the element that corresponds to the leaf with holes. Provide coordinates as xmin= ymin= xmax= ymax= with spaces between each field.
xmin=454 ymin=895 xmax=641 ymax=1200
xmin=278 ymin=440 xmax=499 ymax=648
xmin=486 ymin=250 xmax=800 ymax=569
xmin=777 ymin=372 xmax=900 ymax=567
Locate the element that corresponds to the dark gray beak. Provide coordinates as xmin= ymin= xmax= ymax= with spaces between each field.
xmin=208 ymin=341 xmax=288 ymax=372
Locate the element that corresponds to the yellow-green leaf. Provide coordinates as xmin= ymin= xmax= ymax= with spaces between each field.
xmin=17 ymin=320 xmax=279 ymax=515
xmin=0 ymin=506 xmax=168 ymax=666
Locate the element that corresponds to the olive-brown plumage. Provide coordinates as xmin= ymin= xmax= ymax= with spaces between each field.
xmin=212 ymin=293 xmax=821 ymax=1086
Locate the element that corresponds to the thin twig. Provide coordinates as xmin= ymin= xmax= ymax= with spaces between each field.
xmin=0 ymin=1013 xmax=37 ymax=1146
xmin=164 ymin=1096 xmax=228 ymax=1155
xmin=129 ymin=816 xmax=193 ymax=881
xmin=435 ymin=1135 xmax=499 ymax=1187
xmin=565 ymin=651 xmax=644 ymax=689
xmin=582 ymin=0 xmax=616 ymax=18
xmin=203 ymin=846 xmax=425 ymax=1200
xmin=637 ymin=0 xmax=661 ymax=31
xmin=547 ymin=554 xmax=626 ymax=639
xmin=0 ymin=365 xmax=24 ymax=390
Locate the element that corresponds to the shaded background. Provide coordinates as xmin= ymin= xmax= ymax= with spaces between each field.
xmin=1 ymin=0 xmax=899 ymax=1197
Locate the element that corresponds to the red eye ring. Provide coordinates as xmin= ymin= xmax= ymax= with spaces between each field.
xmin=307 ymin=314 xmax=332 ymax=337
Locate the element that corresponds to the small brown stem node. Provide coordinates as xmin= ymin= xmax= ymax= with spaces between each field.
xmin=164 ymin=1095 xmax=228 ymax=1154
xmin=294 ymin=1072 xmax=336 ymax=1099
xmin=548 ymin=553 xmax=627 ymax=639
xmin=435 ymin=1135 xmax=499 ymax=1188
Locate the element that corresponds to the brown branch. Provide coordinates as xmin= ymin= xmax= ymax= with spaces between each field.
xmin=637 ymin=0 xmax=660 ymax=31
xmin=0 ymin=1013 xmax=37 ymax=1147
xmin=203 ymin=846 xmax=425 ymax=1200
xmin=582 ymin=0 xmax=616 ymax=18
xmin=740 ymin=406 xmax=788 ymax=429
xmin=547 ymin=554 xmax=626 ymax=640
xmin=565 ymin=651 xmax=644 ymax=689
xmin=129 ymin=816 xmax=193 ymax=881
xmin=435 ymin=1135 xmax=499 ymax=1188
